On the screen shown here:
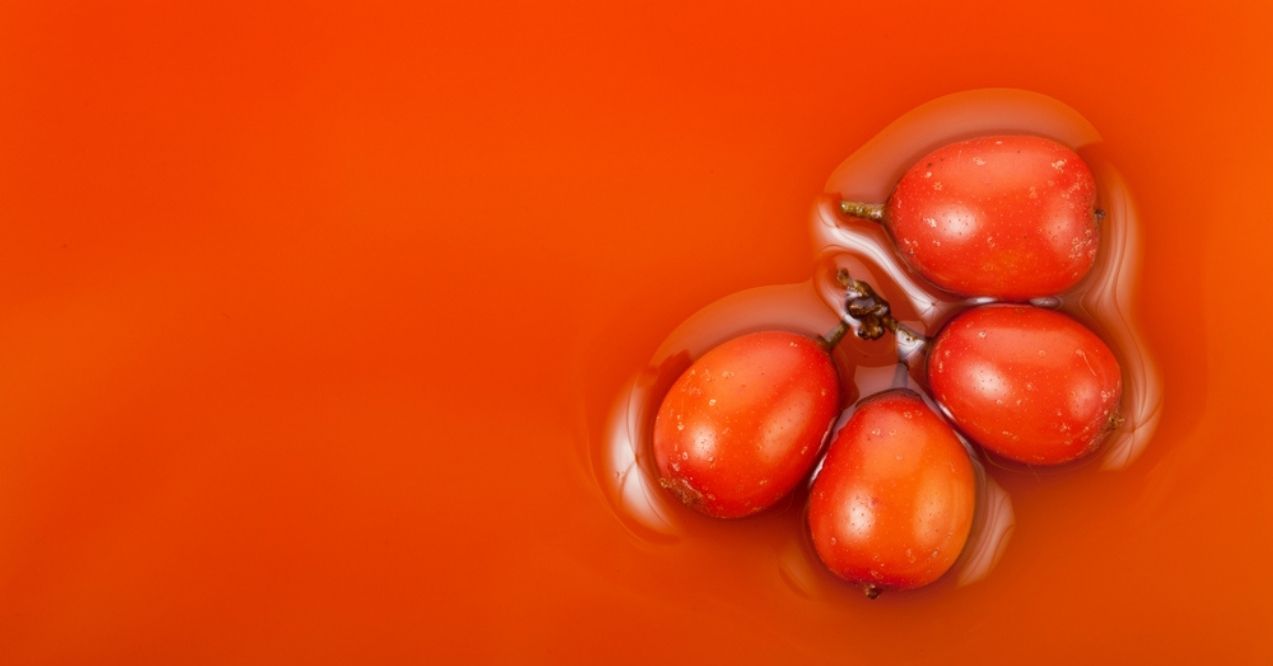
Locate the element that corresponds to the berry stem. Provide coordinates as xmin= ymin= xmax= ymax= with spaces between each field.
xmin=839 ymin=200 xmax=885 ymax=222
xmin=819 ymin=320 xmax=852 ymax=351
xmin=834 ymin=269 xmax=926 ymax=344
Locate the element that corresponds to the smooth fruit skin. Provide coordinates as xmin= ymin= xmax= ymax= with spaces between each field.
xmin=652 ymin=331 xmax=840 ymax=519
xmin=808 ymin=390 xmax=976 ymax=593
xmin=928 ymin=305 xmax=1122 ymax=465
xmin=885 ymin=134 xmax=1098 ymax=299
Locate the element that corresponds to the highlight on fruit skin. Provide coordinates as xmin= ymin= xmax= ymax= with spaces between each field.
xmin=840 ymin=134 xmax=1100 ymax=300
xmin=651 ymin=331 xmax=841 ymax=519
xmin=927 ymin=304 xmax=1123 ymax=465
xmin=807 ymin=390 xmax=976 ymax=596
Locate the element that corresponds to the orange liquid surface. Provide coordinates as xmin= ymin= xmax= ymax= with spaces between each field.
xmin=2 ymin=2 xmax=1272 ymax=663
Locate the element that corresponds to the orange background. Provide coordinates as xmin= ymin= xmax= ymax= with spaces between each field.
xmin=2 ymin=1 xmax=1272 ymax=663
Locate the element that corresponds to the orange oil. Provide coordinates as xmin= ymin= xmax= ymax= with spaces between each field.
xmin=1 ymin=2 xmax=1271 ymax=663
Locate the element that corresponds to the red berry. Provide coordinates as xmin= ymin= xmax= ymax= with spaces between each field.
xmin=927 ymin=304 xmax=1122 ymax=465
xmin=882 ymin=134 xmax=1098 ymax=299
xmin=652 ymin=331 xmax=840 ymax=518
xmin=808 ymin=390 xmax=976 ymax=596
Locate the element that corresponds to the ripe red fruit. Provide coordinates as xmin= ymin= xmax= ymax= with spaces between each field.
xmin=842 ymin=134 xmax=1099 ymax=299
xmin=808 ymin=390 xmax=976 ymax=596
xmin=652 ymin=331 xmax=840 ymax=519
xmin=928 ymin=304 xmax=1122 ymax=465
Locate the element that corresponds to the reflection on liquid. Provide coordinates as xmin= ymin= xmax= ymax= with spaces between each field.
xmin=955 ymin=463 xmax=1015 ymax=587
xmin=602 ymin=376 xmax=681 ymax=541
xmin=1077 ymin=169 xmax=1163 ymax=471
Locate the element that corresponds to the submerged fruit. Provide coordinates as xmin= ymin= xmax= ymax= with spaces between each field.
xmin=928 ymin=304 xmax=1122 ymax=465
xmin=652 ymin=331 xmax=841 ymax=518
xmin=842 ymin=134 xmax=1099 ymax=299
xmin=808 ymin=390 xmax=976 ymax=596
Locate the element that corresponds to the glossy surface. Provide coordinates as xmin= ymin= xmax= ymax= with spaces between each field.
xmin=3 ymin=2 xmax=1272 ymax=664
xmin=928 ymin=305 xmax=1123 ymax=465
xmin=884 ymin=135 xmax=1098 ymax=299
xmin=808 ymin=391 xmax=976 ymax=594
xmin=652 ymin=331 xmax=839 ymax=518
xmin=813 ymin=92 xmax=1158 ymax=473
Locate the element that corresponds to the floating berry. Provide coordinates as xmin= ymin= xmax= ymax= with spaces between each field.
xmin=928 ymin=304 xmax=1122 ymax=465
xmin=808 ymin=390 xmax=976 ymax=597
xmin=840 ymin=134 xmax=1099 ymax=300
xmin=652 ymin=330 xmax=842 ymax=518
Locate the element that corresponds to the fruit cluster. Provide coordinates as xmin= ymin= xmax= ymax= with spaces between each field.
xmin=651 ymin=135 xmax=1124 ymax=597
